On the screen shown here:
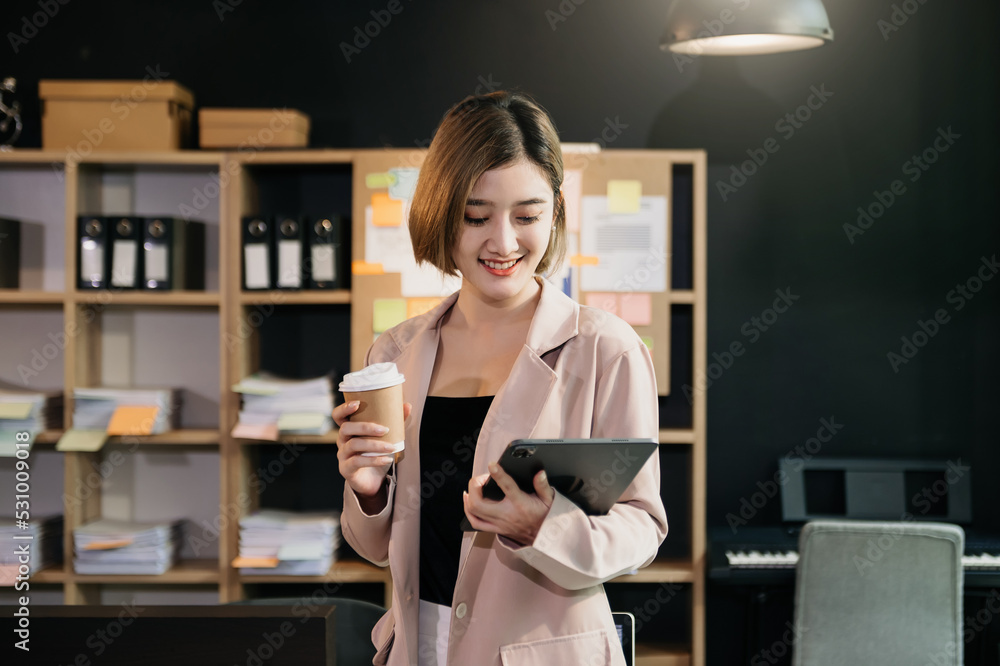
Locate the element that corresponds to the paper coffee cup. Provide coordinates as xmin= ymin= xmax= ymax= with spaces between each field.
xmin=339 ymin=363 xmax=406 ymax=458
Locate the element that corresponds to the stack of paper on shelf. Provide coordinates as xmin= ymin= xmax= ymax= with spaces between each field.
xmin=0 ymin=381 xmax=64 ymax=454
xmin=231 ymin=373 xmax=334 ymax=440
xmin=0 ymin=514 xmax=64 ymax=585
xmin=71 ymin=387 xmax=181 ymax=435
xmin=73 ymin=518 xmax=183 ymax=575
xmin=235 ymin=510 xmax=340 ymax=576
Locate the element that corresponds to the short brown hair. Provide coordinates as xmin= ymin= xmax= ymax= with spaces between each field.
xmin=409 ymin=91 xmax=566 ymax=277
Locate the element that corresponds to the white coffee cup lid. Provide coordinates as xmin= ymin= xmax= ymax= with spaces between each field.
xmin=360 ymin=441 xmax=405 ymax=457
xmin=339 ymin=362 xmax=405 ymax=392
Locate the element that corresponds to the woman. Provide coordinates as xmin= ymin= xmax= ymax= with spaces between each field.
xmin=335 ymin=90 xmax=667 ymax=666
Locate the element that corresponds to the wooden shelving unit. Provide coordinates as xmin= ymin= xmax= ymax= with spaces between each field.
xmin=613 ymin=559 xmax=697 ymax=584
xmin=29 ymin=566 xmax=71 ymax=584
xmin=1 ymin=149 xmax=230 ymax=607
xmin=659 ymin=428 xmax=697 ymax=444
xmin=72 ymin=291 xmax=222 ymax=307
xmin=238 ymin=290 xmax=351 ymax=305
xmin=638 ymin=644 xmax=693 ymax=666
xmin=0 ymin=289 xmax=66 ymax=304
xmin=1 ymin=146 xmax=706 ymax=665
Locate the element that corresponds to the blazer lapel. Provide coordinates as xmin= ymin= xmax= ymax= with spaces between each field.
xmin=476 ymin=278 xmax=579 ymax=469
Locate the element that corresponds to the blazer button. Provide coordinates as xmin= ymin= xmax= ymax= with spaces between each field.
xmin=455 ymin=602 xmax=468 ymax=619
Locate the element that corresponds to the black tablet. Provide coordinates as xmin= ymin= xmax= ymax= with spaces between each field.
xmin=613 ymin=612 xmax=636 ymax=666
xmin=480 ymin=438 xmax=658 ymax=515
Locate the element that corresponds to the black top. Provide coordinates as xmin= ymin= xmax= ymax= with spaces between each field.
xmin=418 ymin=395 xmax=494 ymax=605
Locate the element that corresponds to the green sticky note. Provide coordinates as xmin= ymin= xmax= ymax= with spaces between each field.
xmin=0 ymin=402 xmax=34 ymax=420
xmin=373 ymin=298 xmax=407 ymax=334
xmin=56 ymin=429 xmax=108 ymax=452
xmin=0 ymin=431 xmax=36 ymax=457
xmin=365 ymin=172 xmax=396 ymax=188
xmin=640 ymin=336 xmax=655 ymax=351
xmin=277 ymin=412 xmax=328 ymax=432
xmin=608 ymin=180 xmax=642 ymax=213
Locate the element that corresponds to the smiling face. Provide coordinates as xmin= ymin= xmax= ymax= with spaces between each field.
xmin=451 ymin=159 xmax=555 ymax=308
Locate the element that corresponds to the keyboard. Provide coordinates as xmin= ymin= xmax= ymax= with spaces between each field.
xmin=709 ymin=526 xmax=1000 ymax=588
xmin=725 ymin=549 xmax=1000 ymax=570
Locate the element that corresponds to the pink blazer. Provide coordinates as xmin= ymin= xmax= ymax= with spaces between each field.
xmin=341 ymin=278 xmax=668 ymax=665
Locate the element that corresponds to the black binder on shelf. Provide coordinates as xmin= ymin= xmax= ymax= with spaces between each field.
xmin=275 ymin=215 xmax=306 ymax=290
xmin=142 ymin=217 xmax=206 ymax=290
xmin=76 ymin=215 xmax=110 ymax=290
xmin=308 ymin=215 xmax=349 ymax=290
xmin=242 ymin=215 xmax=273 ymax=291
xmin=109 ymin=216 xmax=142 ymax=290
xmin=0 ymin=217 xmax=20 ymax=289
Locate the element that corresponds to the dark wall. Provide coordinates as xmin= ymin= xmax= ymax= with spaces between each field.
xmin=4 ymin=0 xmax=998 ymax=657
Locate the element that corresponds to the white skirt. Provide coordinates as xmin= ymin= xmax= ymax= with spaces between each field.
xmin=417 ymin=600 xmax=452 ymax=666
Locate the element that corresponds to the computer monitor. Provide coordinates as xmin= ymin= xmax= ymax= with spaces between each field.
xmin=780 ymin=457 xmax=972 ymax=523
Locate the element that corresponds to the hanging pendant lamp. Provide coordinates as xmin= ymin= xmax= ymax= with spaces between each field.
xmin=661 ymin=0 xmax=834 ymax=56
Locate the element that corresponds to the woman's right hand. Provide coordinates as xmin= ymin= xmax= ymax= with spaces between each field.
xmin=334 ymin=400 xmax=411 ymax=501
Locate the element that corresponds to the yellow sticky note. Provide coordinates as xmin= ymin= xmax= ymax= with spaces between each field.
xmin=620 ymin=293 xmax=653 ymax=326
xmin=570 ymin=254 xmax=600 ymax=267
xmin=365 ymin=172 xmax=396 ymax=188
xmin=608 ymin=180 xmax=642 ymax=213
xmin=106 ymin=406 xmax=159 ymax=436
xmin=352 ymin=261 xmax=384 ymax=275
xmin=407 ymin=297 xmax=443 ymax=319
xmin=0 ymin=402 xmax=33 ymax=420
xmin=232 ymin=556 xmax=279 ymax=569
xmin=640 ymin=336 xmax=654 ymax=351
xmin=371 ymin=193 xmax=404 ymax=227
xmin=373 ymin=298 xmax=408 ymax=333
xmin=56 ymin=429 xmax=108 ymax=452
xmin=585 ymin=292 xmax=619 ymax=315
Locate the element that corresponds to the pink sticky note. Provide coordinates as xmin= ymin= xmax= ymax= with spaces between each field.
xmin=619 ymin=293 xmax=653 ymax=326
xmin=562 ymin=170 xmax=583 ymax=232
xmin=585 ymin=292 xmax=619 ymax=315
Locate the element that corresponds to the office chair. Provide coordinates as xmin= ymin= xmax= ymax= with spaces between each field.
xmin=792 ymin=520 xmax=964 ymax=666
xmin=229 ymin=595 xmax=387 ymax=666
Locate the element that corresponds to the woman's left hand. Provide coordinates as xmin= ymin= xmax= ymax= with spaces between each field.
xmin=463 ymin=463 xmax=556 ymax=546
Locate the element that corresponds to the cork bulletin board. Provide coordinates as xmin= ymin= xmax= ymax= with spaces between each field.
xmin=350 ymin=148 xmax=673 ymax=395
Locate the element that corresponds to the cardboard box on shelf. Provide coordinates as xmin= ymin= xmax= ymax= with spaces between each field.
xmin=39 ymin=78 xmax=195 ymax=152
xmin=198 ymin=108 xmax=310 ymax=149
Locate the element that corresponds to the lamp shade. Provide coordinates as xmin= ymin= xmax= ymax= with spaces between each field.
xmin=661 ymin=0 xmax=834 ymax=55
